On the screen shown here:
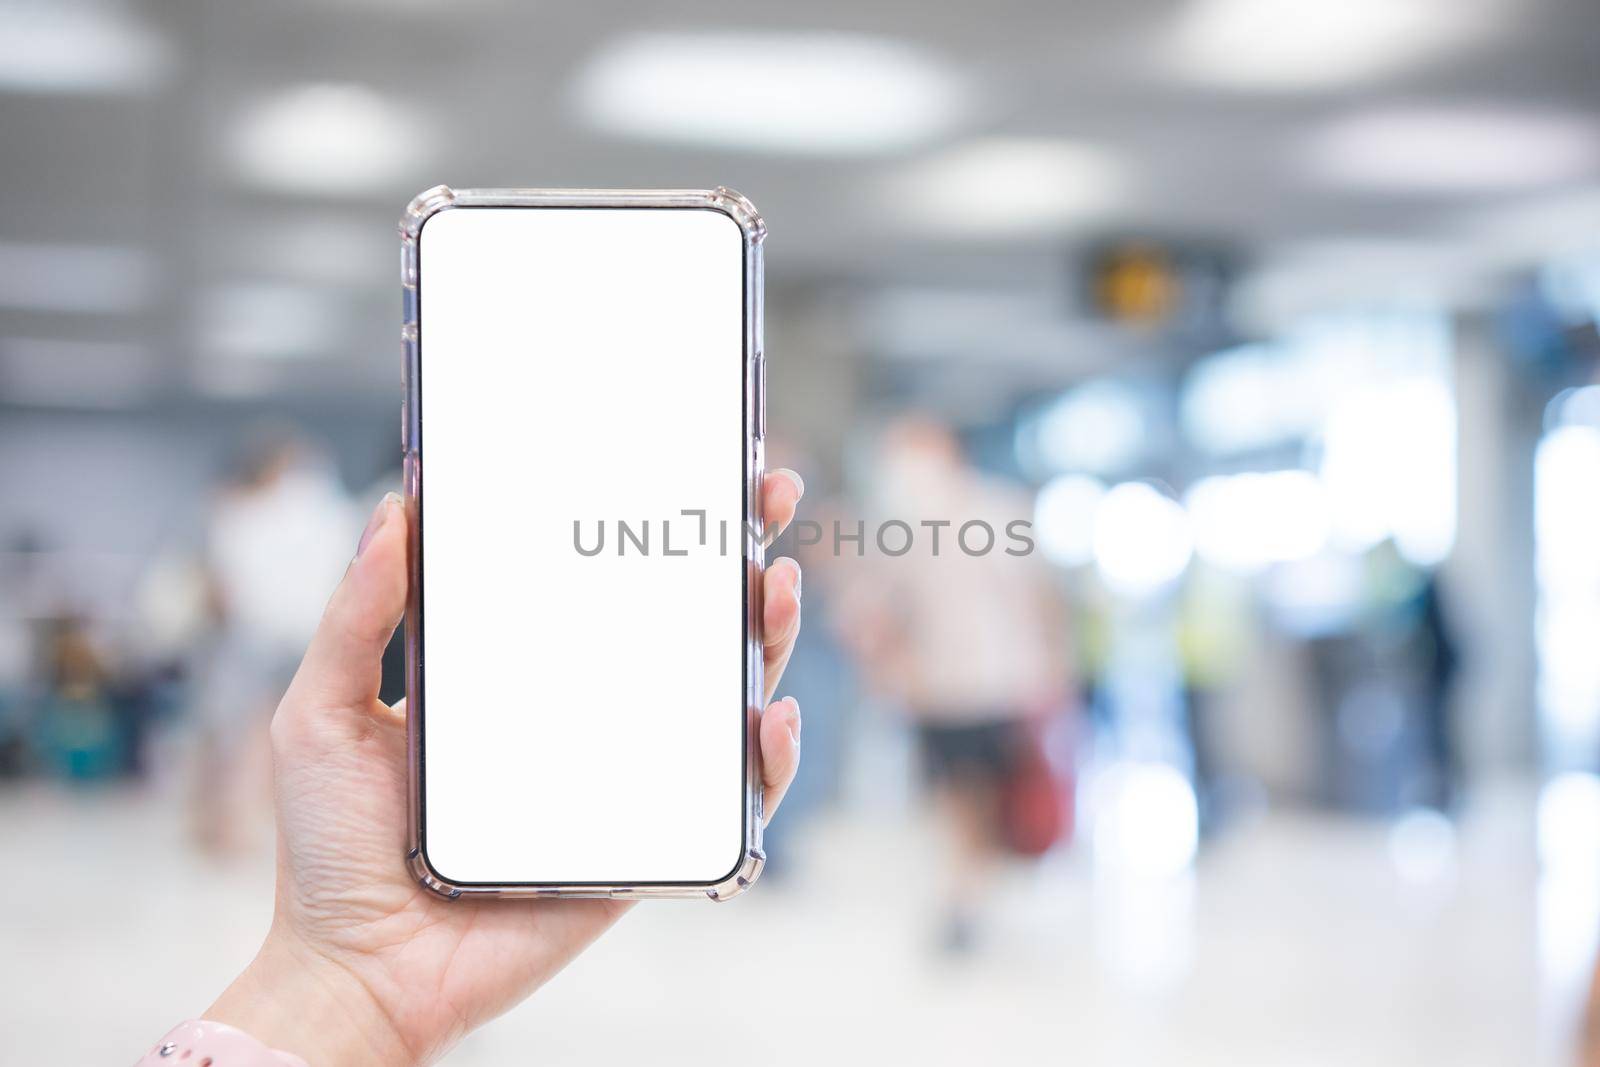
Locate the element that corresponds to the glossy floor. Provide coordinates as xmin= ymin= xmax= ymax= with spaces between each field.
xmin=0 ymin=781 xmax=1571 ymax=1066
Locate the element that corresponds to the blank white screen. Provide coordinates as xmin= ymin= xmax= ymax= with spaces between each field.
xmin=418 ymin=206 xmax=746 ymax=885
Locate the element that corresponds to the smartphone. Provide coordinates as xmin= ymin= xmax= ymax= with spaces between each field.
xmin=398 ymin=187 xmax=766 ymax=899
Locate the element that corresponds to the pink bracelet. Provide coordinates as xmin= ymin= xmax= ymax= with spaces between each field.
xmin=135 ymin=1020 xmax=310 ymax=1067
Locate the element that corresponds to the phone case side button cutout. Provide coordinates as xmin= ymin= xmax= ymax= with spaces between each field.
xmin=403 ymin=449 xmax=419 ymax=498
xmin=752 ymin=352 xmax=766 ymax=440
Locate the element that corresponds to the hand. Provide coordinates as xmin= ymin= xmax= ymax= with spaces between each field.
xmin=207 ymin=470 xmax=807 ymax=1066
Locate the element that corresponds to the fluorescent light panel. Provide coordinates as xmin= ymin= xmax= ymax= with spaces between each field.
xmin=226 ymin=83 xmax=422 ymax=196
xmin=199 ymin=282 xmax=345 ymax=360
xmin=1304 ymin=105 xmax=1600 ymax=194
xmin=888 ymin=137 xmax=1124 ymax=236
xmin=572 ymin=31 xmax=970 ymax=154
xmin=0 ymin=242 xmax=152 ymax=313
xmin=1230 ymin=237 xmax=1488 ymax=332
xmin=0 ymin=2 xmax=171 ymax=94
xmin=1170 ymin=0 xmax=1494 ymax=92
xmin=1 ymin=338 xmax=157 ymax=408
xmin=235 ymin=213 xmax=392 ymax=287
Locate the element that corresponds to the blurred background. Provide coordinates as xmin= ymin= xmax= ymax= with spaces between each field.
xmin=4 ymin=0 xmax=1600 ymax=1063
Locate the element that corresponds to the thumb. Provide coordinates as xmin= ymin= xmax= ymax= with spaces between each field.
xmin=285 ymin=492 xmax=408 ymax=714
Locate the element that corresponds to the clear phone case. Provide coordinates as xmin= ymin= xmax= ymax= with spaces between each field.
xmin=398 ymin=186 xmax=767 ymax=900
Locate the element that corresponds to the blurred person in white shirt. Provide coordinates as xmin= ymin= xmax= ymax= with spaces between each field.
xmin=192 ymin=430 xmax=360 ymax=855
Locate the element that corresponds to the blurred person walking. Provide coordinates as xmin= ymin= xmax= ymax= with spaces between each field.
xmin=843 ymin=416 xmax=1073 ymax=953
xmin=191 ymin=431 xmax=360 ymax=856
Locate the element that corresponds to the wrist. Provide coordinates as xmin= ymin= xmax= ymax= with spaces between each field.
xmin=207 ymin=927 xmax=415 ymax=1067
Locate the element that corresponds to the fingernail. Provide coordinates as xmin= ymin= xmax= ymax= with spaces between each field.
xmin=784 ymin=699 xmax=802 ymax=746
xmin=776 ymin=468 xmax=805 ymax=497
xmin=357 ymin=492 xmax=400 ymax=557
xmin=773 ymin=557 xmax=801 ymax=601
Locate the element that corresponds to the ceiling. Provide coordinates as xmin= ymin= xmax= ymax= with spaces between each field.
xmin=3 ymin=0 xmax=1599 ymax=405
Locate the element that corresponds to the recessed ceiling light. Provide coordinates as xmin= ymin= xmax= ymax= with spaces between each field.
xmin=1303 ymin=105 xmax=1600 ymax=194
xmin=0 ymin=242 xmax=152 ymax=313
xmin=0 ymin=2 xmax=171 ymax=94
xmin=572 ymin=31 xmax=970 ymax=155
xmin=199 ymin=282 xmax=345 ymax=360
xmin=1 ymin=338 xmax=157 ymax=408
xmin=226 ymin=83 xmax=422 ymax=196
xmin=1230 ymin=237 xmax=1491 ymax=331
xmin=232 ymin=213 xmax=391 ymax=287
xmin=887 ymin=138 xmax=1124 ymax=236
xmin=862 ymin=287 xmax=1115 ymax=367
xmin=1169 ymin=0 xmax=1494 ymax=92
xmin=1459 ymin=185 xmax=1600 ymax=263
xmin=316 ymin=0 xmax=479 ymax=10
